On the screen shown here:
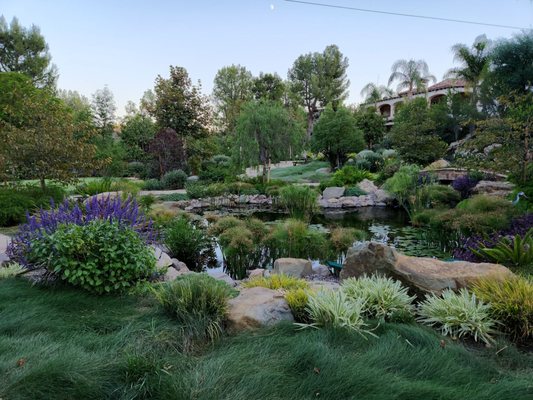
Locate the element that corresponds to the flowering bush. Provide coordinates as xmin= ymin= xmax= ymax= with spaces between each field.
xmin=452 ymin=213 xmax=533 ymax=262
xmin=7 ymin=195 xmax=156 ymax=267
xmin=452 ymin=175 xmax=480 ymax=199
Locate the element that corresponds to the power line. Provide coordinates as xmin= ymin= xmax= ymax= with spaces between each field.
xmin=283 ymin=0 xmax=527 ymax=30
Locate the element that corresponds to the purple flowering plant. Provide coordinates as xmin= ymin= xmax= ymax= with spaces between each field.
xmin=7 ymin=195 xmax=157 ymax=267
xmin=452 ymin=213 xmax=533 ymax=262
xmin=452 ymin=175 xmax=480 ymax=200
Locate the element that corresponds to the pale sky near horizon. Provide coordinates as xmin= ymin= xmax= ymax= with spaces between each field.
xmin=2 ymin=0 xmax=532 ymax=115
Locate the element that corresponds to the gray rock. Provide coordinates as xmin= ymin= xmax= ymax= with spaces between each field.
xmin=483 ymin=143 xmax=502 ymax=155
xmin=227 ymin=287 xmax=294 ymax=331
xmin=273 ymin=258 xmax=313 ymax=278
xmin=248 ymin=268 xmax=266 ymax=278
xmin=187 ymin=175 xmax=199 ymax=182
xmin=0 ymin=234 xmax=11 ymax=254
xmin=322 ymin=186 xmax=345 ymax=200
xmin=315 ymin=167 xmax=331 ymax=174
xmin=357 ymin=179 xmax=378 ymax=194
xmin=374 ymin=189 xmax=393 ymax=204
xmin=308 ymin=281 xmax=341 ymax=291
xmin=313 ymin=264 xmax=331 ymax=278
xmin=210 ymin=271 xmax=237 ymax=287
xmin=152 ymin=246 xmax=173 ymax=269
xmin=473 ymin=181 xmax=515 ymax=198
xmin=164 ymin=266 xmax=181 ymax=281
xmin=341 ymin=242 xmax=513 ymax=295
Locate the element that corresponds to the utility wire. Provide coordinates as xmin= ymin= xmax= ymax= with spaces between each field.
xmin=283 ymin=0 xmax=528 ymax=30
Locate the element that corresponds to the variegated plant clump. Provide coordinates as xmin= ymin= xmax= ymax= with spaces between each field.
xmin=417 ymin=288 xmax=497 ymax=345
xmin=342 ymin=275 xmax=416 ymax=322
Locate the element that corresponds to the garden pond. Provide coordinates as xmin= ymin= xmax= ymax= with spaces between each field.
xmin=202 ymin=206 xmax=453 ymax=274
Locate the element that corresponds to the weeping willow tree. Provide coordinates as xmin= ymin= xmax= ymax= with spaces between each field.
xmin=234 ymin=100 xmax=304 ymax=182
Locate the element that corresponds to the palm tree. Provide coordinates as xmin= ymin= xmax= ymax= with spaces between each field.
xmin=444 ymin=35 xmax=491 ymax=106
xmin=388 ymin=59 xmax=436 ymax=98
xmin=360 ymin=83 xmax=394 ymax=107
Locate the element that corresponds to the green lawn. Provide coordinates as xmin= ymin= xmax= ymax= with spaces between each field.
xmin=270 ymin=161 xmax=330 ymax=183
xmin=1 ymin=278 xmax=532 ymax=400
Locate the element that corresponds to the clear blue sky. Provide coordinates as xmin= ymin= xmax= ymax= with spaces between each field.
xmin=2 ymin=0 xmax=532 ymax=115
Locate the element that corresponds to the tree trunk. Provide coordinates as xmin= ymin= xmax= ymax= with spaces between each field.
xmin=40 ymin=177 xmax=46 ymax=191
xmin=306 ymin=111 xmax=314 ymax=141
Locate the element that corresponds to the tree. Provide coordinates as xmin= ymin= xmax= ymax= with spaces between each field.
xmin=311 ymin=105 xmax=364 ymax=169
xmin=120 ymin=114 xmax=156 ymax=162
xmin=388 ymin=59 xmax=436 ymax=97
xmin=213 ymin=65 xmax=253 ymax=133
xmin=429 ymin=93 xmax=477 ymax=143
xmin=252 ymin=72 xmax=285 ymax=101
xmin=445 ymin=35 xmax=491 ymax=107
xmin=57 ymin=89 xmax=94 ymax=125
xmin=152 ymin=66 xmax=210 ymax=139
xmin=148 ymin=128 xmax=187 ymax=177
xmin=354 ymin=107 xmax=385 ymax=149
xmin=389 ymin=98 xmax=447 ymax=165
xmin=0 ymin=72 xmax=98 ymax=188
xmin=0 ymin=16 xmax=58 ymax=87
xmin=91 ymin=85 xmax=116 ymax=135
xmin=288 ymin=44 xmax=349 ymax=139
xmin=360 ymin=83 xmax=394 ymax=106
xmin=488 ymin=31 xmax=533 ymax=97
xmin=235 ymin=101 xmax=303 ymax=182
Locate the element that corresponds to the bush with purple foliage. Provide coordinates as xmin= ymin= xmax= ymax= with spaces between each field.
xmin=452 ymin=213 xmax=533 ymax=262
xmin=7 ymin=195 xmax=157 ymax=267
xmin=452 ymin=175 xmax=480 ymax=200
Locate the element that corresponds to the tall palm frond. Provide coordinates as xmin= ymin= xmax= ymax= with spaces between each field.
xmin=388 ymin=59 xmax=436 ymax=97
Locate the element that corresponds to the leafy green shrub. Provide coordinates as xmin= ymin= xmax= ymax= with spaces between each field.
xmin=185 ymin=182 xmax=208 ymax=199
xmin=126 ymin=161 xmax=147 ymax=177
xmin=0 ymin=263 xmax=24 ymax=279
xmin=418 ymin=185 xmax=461 ymax=209
xmin=473 ymin=229 xmax=533 ymax=270
xmin=159 ymin=193 xmax=189 ymax=202
xmin=473 ymin=277 xmax=533 ymax=342
xmin=161 ymin=169 xmax=187 ymax=190
xmin=343 ymin=186 xmax=366 ymax=197
xmin=331 ymin=165 xmax=372 ymax=186
xmin=0 ymin=190 xmax=36 ymax=226
xmin=111 ymin=179 xmax=142 ymax=196
xmin=165 ymin=217 xmax=211 ymax=272
xmin=456 ymin=195 xmax=513 ymax=213
xmin=299 ymin=290 xmax=375 ymax=337
xmin=153 ymin=273 xmax=234 ymax=343
xmin=285 ymin=288 xmax=312 ymax=323
xmin=384 ymin=164 xmax=421 ymax=214
xmin=29 ymin=220 xmax=156 ymax=294
xmin=355 ymin=150 xmax=384 ymax=172
xmin=342 ymin=275 xmax=415 ymax=322
xmin=278 ymin=185 xmax=318 ymax=221
xmin=199 ymin=155 xmax=232 ymax=182
xmin=417 ymin=289 xmax=496 ymax=344
xmin=243 ymin=274 xmax=309 ymax=290
xmin=265 ymin=219 xmax=328 ymax=262
xmin=76 ymin=178 xmax=113 ymax=196
xmin=138 ymin=195 xmax=156 ymax=212
xmin=0 ymin=185 xmax=66 ymax=226
xmin=143 ymin=179 xmax=165 ymax=191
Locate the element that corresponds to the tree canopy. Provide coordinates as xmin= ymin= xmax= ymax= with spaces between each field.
xmin=288 ymin=44 xmax=349 ymax=138
xmin=0 ymin=16 xmax=57 ymax=87
xmin=311 ymin=105 xmax=364 ymax=169
xmin=235 ymin=100 xmax=303 ymax=181
xmin=0 ymin=72 xmax=98 ymax=187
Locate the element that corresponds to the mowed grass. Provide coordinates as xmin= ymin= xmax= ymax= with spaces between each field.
xmin=270 ymin=160 xmax=330 ymax=183
xmin=1 ymin=278 xmax=532 ymax=400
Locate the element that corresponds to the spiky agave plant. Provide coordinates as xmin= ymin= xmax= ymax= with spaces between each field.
xmin=473 ymin=229 xmax=533 ymax=269
xmin=417 ymin=289 xmax=497 ymax=345
xmin=342 ymin=275 xmax=416 ymax=322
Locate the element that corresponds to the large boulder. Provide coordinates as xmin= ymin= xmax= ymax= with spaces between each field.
xmin=473 ymin=180 xmax=515 ymax=198
xmin=210 ymin=271 xmax=237 ymax=287
xmin=152 ymin=246 xmax=173 ymax=269
xmin=357 ymin=179 xmax=378 ymax=193
xmin=341 ymin=242 xmax=513 ymax=295
xmin=0 ymin=234 xmax=11 ymax=266
xmin=273 ymin=258 xmax=312 ymax=278
xmin=227 ymin=287 xmax=294 ymax=331
xmin=322 ymin=186 xmax=345 ymax=200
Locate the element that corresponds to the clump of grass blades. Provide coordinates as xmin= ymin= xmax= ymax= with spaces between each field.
xmin=243 ymin=274 xmax=309 ymax=291
xmin=417 ymin=289 xmax=497 ymax=345
xmin=285 ymin=288 xmax=312 ymax=323
xmin=297 ymin=290 xmax=376 ymax=338
xmin=278 ymin=185 xmax=318 ymax=221
xmin=152 ymin=273 xmax=234 ymax=345
xmin=0 ymin=263 xmax=24 ymax=279
xmin=473 ymin=276 xmax=533 ymax=343
xmin=342 ymin=275 xmax=415 ymax=322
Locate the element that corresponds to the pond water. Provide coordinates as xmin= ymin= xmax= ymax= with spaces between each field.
xmin=205 ymin=207 xmax=451 ymax=275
